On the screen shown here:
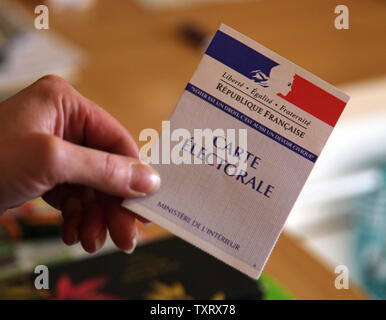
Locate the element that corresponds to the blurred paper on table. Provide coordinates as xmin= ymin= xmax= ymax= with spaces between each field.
xmin=0 ymin=31 xmax=83 ymax=95
xmin=0 ymin=0 xmax=83 ymax=96
xmin=283 ymin=76 xmax=386 ymax=298
xmin=286 ymin=76 xmax=386 ymax=212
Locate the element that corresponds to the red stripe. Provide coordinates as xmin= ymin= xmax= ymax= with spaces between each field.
xmin=278 ymin=74 xmax=347 ymax=127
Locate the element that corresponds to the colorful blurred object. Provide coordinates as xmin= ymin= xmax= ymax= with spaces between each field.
xmin=0 ymin=237 xmax=267 ymax=300
xmin=0 ymin=198 xmax=62 ymax=242
xmin=50 ymin=274 xmax=121 ymax=300
xmin=354 ymin=163 xmax=386 ymax=299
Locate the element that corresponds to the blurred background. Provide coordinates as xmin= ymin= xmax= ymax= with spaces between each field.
xmin=0 ymin=0 xmax=385 ymax=300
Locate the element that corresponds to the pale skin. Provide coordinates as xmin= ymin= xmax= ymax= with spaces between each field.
xmin=0 ymin=75 xmax=160 ymax=254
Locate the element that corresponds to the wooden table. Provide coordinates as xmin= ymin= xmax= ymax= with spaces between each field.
xmin=19 ymin=0 xmax=384 ymax=299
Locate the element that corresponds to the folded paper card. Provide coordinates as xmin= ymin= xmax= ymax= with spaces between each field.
xmin=122 ymin=24 xmax=350 ymax=279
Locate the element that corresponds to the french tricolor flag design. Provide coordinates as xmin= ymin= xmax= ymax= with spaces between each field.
xmin=205 ymin=30 xmax=347 ymax=128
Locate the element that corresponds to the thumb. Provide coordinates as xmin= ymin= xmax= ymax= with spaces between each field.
xmin=58 ymin=139 xmax=160 ymax=198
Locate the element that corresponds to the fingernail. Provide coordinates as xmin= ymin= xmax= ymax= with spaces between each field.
xmin=70 ymin=230 xmax=79 ymax=245
xmin=130 ymin=163 xmax=160 ymax=195
xmin=125 ymin=236 xmax=137 ymax=254
xmin=125 ymin=226 xmax=138 ymax=254
xmin=94 ymin=235 xmax=103 ymax=252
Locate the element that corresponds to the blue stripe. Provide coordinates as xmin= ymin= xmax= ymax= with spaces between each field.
xmin=205 ymin=30 xmax=278 ymax=81
xmin=185 ymin=83 xmax=317 ymax=163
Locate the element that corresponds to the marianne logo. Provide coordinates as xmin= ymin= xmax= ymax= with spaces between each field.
xmin=250 ymin=65 xmax=295 ymax=96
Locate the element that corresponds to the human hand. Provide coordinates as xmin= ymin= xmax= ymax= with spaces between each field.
xmin=0 ymin=75 xmax=160 ymax=253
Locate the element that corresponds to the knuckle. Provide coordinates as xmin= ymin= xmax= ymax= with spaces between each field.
xmin=103 ymin=153 xmax=119 ymax=183
xmin=34 ymin=75 xmax=70 ymax=100
xmin=37 ymin=74 xmax=66 ymax=87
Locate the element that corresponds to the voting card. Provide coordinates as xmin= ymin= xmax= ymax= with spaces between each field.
xmin=122 ymin=24 xmax=350 ymax=278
